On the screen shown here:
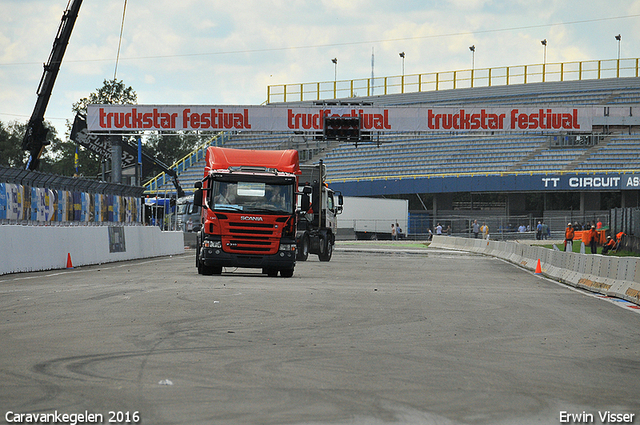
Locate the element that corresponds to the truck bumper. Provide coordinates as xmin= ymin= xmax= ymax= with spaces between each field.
xmin=199 ymin=247 xmax=296 ymax=270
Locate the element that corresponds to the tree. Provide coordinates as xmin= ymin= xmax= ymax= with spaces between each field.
xmin=73 ymin=78 xmax=137 ymax=116
xmin=56 ymin=78 xmax=138 ymax=178
xmin=0 ymin=120 xmax=60 ymax=170
xmin=0 ymin=121 xmax=27 ymax=168
xmin=145 ymin=132 xmax=201 ymax=166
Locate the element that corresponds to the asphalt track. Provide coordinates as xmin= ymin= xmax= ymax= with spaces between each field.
xmin=1 ymin=242 xmax=639 ymax=425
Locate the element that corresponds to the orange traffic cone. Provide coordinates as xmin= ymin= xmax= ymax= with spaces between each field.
xmin=534 ymin=259 xmax=542 ymax=275
xmin=66 ymin=253 xmax=73 ymax=269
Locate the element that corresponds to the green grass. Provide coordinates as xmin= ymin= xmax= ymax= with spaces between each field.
xmin=541 ymin=242 xmax=640 ymax=257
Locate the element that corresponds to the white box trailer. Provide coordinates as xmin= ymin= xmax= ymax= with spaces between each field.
xmin=339 ymin=196 xmax=408 ymax=240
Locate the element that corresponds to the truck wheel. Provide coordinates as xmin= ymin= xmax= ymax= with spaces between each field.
xmin=318 ymin=237 xmax=333 ymax=261
xmin=297 ymin=235 xmax=309 ymax=261
xmin=266 ymin=268 xmax=278 ymax=277
xmin=199 ymin=263 xmax=214 ymax=275
xmin=212 ymin=266 xmax=223 ymax=275
xmin=280 ymin=268 xmax=294 ymax=278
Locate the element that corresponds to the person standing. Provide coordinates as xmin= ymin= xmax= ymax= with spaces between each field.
xmin=587 ymin=225 xmax=598 ymax=254
xmin=436 ymin=223 xmax=442 ymax=235
xmin=472 ymin=220 xmax=480 ymax=238
xmin=480 ymin=222 xmax=489 ymax=240
xmin=564 ymin=222 xmax=575 ymax=252
xmin=391 ymin=223 xmax=397 ymax=241
xmin=541 ymin=221 xmax=549 ymax=240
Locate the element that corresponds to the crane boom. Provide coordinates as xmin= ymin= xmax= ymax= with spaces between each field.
xmin=23 ymin=0 xmax=83 ymax=170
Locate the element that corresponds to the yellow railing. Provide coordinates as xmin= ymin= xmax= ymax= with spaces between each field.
xmin=267 ymin=58 xmax=640 ymax=104
xmin=143 ymin=132 xmax=224 ymax=195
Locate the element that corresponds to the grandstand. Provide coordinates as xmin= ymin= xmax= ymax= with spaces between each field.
xmin=144 ymin=65 xmax=640 ymax=238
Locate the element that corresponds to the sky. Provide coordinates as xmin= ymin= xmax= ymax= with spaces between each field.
xmin=1 ymin=0 xmax=640 ymax=141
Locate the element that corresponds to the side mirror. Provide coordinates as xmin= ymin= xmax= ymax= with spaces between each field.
xmin=337 ymin=194 xmax=343 ymax=206
xmin=301 ymin=193 xmax=310 ymax=212
xmin=193 ymin=188 xmax=203 ymax=207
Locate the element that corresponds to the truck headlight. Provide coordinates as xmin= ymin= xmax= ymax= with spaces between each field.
xmin=279 ymin=243 xmax=296 ymax=251
xmin=203 ymin=240 xmax=222 ymax=249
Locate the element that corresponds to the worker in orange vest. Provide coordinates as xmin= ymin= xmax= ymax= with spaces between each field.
xmin=586 ymin=225 xmax=598 ymax=254
xmin=602 ymin=236 xmax=616 ymax=254
xmin=564 ymin=222 xmax=575 ymax=252
xmin=615 ymin=231 xmax=626 ymax=251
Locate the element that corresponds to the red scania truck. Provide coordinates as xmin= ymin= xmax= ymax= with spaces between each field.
xmin=193 ymin=147 xmax=301 ymax=277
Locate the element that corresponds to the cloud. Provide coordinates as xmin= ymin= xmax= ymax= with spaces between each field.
xmin=2 ymin=0 xmax=640 ymax=140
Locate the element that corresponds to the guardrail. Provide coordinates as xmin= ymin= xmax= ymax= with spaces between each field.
xmin=267 ymin=58 xmax=640 ymax=103
xmin=429 ymin=235 xmax=640 ymax=306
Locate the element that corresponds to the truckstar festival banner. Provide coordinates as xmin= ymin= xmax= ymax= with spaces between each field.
xmin=87 ymin=105 xmax=594 ymax=133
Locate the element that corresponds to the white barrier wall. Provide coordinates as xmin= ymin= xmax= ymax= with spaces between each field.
xmin=430 ymin=235 xmax=640 ymax=306
xmin=0 ymin=225 xmax=184 ymax=275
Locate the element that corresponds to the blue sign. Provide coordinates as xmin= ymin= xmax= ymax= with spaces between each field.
xmin=329 ymin=172 xmax=640 ymax=197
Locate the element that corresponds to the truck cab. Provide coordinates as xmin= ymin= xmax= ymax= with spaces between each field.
xmin=175 ymin=195 xmax=201 ymax=232
xmin=193 ymin=147 xmax=300 ymax=277
xmin=296 ymin=161 xmax=343 ymax=261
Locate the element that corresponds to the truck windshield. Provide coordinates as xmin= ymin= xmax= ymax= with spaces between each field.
xmin=210 ymin=180 xmax=294 ymax=214
xmin=176 ymin=203 xmax=189 ymax=215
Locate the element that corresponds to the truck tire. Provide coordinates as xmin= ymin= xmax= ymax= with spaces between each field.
xmin=297 ymin=234 xmax=309 ymax=261
xmin=280 ymin=268 xmax=294 ymax=278
xmin=318 ymin=235 xmax=333 ymax=262
xmin=266 ymin=268 xmax=278 ymax=277
xmin=199 ymin=263 xmax=214 ymax=275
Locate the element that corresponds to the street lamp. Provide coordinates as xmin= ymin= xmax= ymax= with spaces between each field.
xmin=399 ymin=52 xmax=405 ymax=93
xmin=615 ymin=34 xmax=622 ymax=60
xmin=331 ymin=58 xmax=338 ymax=81
xmin=541 ymin=39 xmax=547 ymax=82
xmin=469 ymin=45 xmax=475 ymax=69
xmin=469 ymin=45 xmax=475 ymax=87
xmin=331 ymin=58 xmax=338 ymax=98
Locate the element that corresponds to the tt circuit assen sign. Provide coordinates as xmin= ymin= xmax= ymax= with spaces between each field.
xmin=540 ymin=174 xmax=640 ymax=190
xmin=87 ymin=105 xmax=594 ymax=133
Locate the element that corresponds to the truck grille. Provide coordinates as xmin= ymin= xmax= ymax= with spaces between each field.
xmin=223 ymin=221 xmax=278 ymax=253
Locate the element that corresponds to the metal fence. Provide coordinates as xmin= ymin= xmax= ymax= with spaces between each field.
xmin=0 ymin=166 xmax=145 ymax=225
xmin=0 ymin=166 xmax=144 ymax=198
xmin=610 ymin=207 xmax=640 ymax=252
xmin=267 ymin=57 xmax=640 ymax=103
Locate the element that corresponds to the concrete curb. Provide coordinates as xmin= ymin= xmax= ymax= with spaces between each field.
xmin=430 ymin=235 xmax=640 ymax=306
